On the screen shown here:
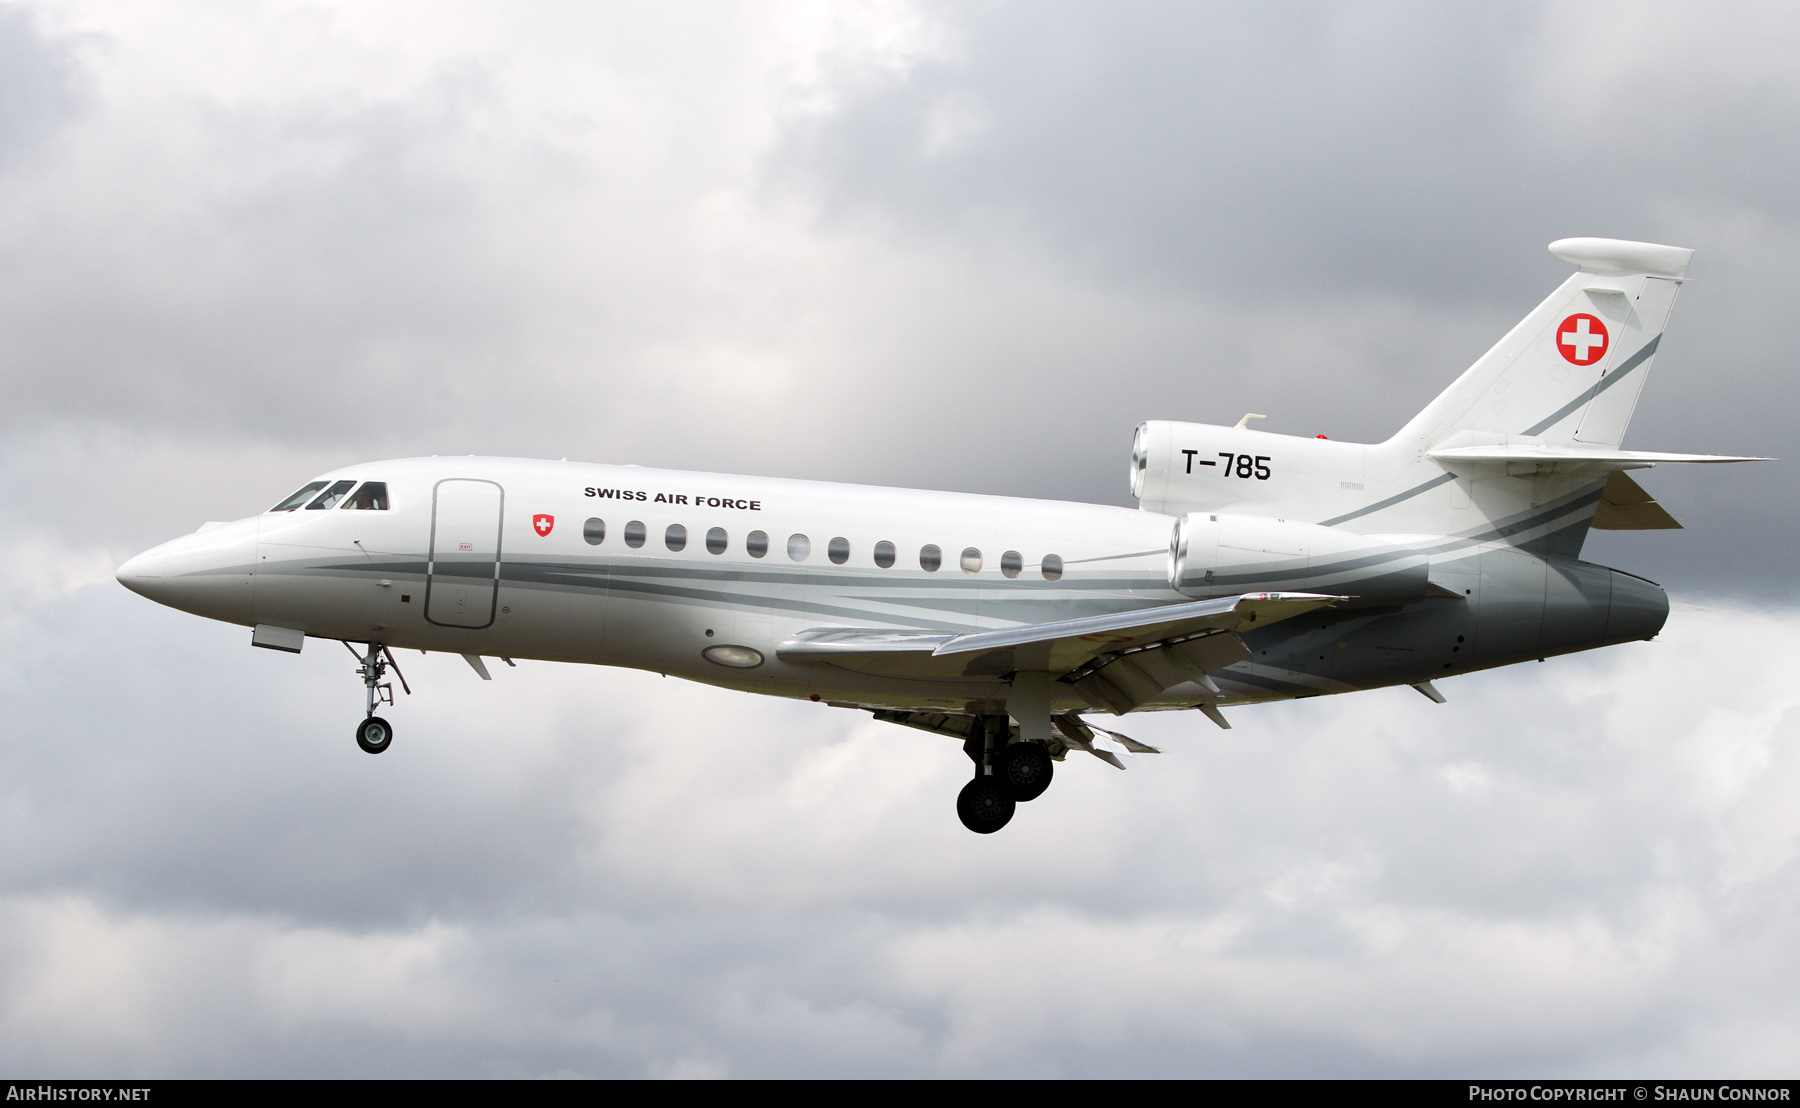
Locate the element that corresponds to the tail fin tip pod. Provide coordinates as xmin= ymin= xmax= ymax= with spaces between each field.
xmin=1547 ymin=237 xmax=1694 ymax=279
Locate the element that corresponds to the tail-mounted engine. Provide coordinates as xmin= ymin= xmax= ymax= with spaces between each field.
xmin=1169 ymin=512 xmax=1432 ymax=608
xmin=1132 ymin=419 xmax=1373 ymax=519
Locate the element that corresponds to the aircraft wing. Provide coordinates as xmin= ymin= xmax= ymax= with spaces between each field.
xmin=778 ymin=592 xmax=1343 ymax=700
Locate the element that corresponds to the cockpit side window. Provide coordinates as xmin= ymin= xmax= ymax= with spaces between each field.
xmin=270 ymin=481 xmax=328 ymax=512
xmin=306 ymin=479 xmax=357 ymax=510
xmin=341 ymin=482 xmax=389 ymax=510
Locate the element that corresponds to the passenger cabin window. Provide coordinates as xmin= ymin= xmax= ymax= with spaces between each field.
xmin=271 ymin=481 xmax=328 ymax=512
xmin=706 ymin=527 xmax=728 ymax=554
xmin=624 ymin=520 xmax=647 ymax=548
xmin=920 ymin=544 xmax=942 ymax=572
xmin=746 ymin=530 xmax=769 ymax=558
xmin=873 ymin=540 xmax=896 ymax=568
xmin=666 ymin=524 xmax=687 ymax=552
xmin=583 ymin=518 xmax=606 ymax=545
xmin=828 ymin=537 xmax=850 ymax=564
xmin=1000 ymin=550 xmax=1022 ymax=578
xmin=342 ymin=482 xmax=389 ymax=510
xmin=307 ymin=480 xmax=357 ymax=510
xmin=960 ymin=548 xmax=983 ymax=574
xmin=1042 ymin=554 xmax=1064 ymax=581
xmin=787 ymin=534 xmax=810 ymax=561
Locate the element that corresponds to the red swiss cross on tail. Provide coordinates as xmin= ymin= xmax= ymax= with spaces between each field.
xmin=1557 ymin=313 xmax=1609 ymax=365
xmin=532 ymin=514 xmax=554 ymax=537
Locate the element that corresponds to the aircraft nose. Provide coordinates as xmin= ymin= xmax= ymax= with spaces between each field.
xmin=117 ymin=520 xmax=258 ymax=624
xmin=115 ymin=550 xmax=154 ymax=598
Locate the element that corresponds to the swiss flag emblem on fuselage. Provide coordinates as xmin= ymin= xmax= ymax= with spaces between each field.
xmin=533 ymin=514 xmax=554 ymax=537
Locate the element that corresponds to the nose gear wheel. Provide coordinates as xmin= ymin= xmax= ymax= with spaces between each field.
xmin=357 ymin=716 xmax=393 ymax=754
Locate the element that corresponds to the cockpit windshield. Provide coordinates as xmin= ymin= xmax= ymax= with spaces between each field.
xmin=306 ymin=480 xmax=357 ymax=510
xmin=342 ymin=482 xmax=389 ymax=510
xmin=270 ymin=478 xmax=391 ymax=512
xmin=270 ymin=481 xmax=328 ymax=512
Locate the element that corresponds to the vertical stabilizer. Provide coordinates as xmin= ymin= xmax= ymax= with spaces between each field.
xmin=1393 ymin=238 xmax=1691 ymax=454
xmin=1312 ymin=238 xmax=1698 ymax=552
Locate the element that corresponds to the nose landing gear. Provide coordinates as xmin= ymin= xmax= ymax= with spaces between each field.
xmin=345 ymin=641 xmax=409 ymax=754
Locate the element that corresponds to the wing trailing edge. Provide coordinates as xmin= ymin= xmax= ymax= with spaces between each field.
xmin=781 ymin=592 xmax=1345 ymax=714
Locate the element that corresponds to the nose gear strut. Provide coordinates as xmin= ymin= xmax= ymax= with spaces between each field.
xmin=343 ymin=641 xmax=409 ymax=753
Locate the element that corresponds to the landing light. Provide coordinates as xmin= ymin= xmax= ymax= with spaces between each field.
xmin=702 ymin=644 xmax=764 ymax=669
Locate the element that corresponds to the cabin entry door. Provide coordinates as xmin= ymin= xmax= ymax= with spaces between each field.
xmin=426 ymin=479 xmax=504 ymax=629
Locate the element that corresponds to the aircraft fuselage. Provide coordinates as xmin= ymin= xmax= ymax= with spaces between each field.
xmin=116 ymin=454 xmax=1668 ymax=718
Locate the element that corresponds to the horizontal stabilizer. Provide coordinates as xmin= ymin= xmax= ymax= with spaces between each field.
xmin=1592 ymin=470 xmax=1681 ymax=530
xmin=1429 ymin=443 xmax=1768 ymax=479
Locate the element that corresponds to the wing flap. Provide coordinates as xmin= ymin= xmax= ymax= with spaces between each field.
xmin=932 ymin=591 xmax=1341 ymax=667
xmin=778 ymin=592 xmax=1340 ymax=690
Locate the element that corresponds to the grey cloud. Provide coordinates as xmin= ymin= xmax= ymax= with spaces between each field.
xmin=776 ymin=2 xmax=1800 ymax=303
xmin=2 ymin=575 xmax=1798 ymax=1076
xmin=0 ymin=4 xmax=79 ymax=170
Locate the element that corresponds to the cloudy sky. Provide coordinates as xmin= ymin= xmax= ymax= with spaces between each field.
xmin=1 ymin=0 xmax=1796 ymax=1077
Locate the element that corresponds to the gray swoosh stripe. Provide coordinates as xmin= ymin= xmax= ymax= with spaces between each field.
xmin=307 ymin=491 xmax=1602 ymax=627
xmin=1065 ymin=549 xmax=1164 ymax=566
xmin=859 ymin=594 xmax=1171 ymax=620
xmin=603 ymin=576 xmax=981 ymax=630
xmin=1486 ymin=489 xmax=1604 ymax=543
xmin=1523 ymin=334 xmax=1661 ymax=436
xmin=1209 ymin=541 xmax=1438 ymax=588
xmin=294 ymin=553 xmax=1163 ymax=629
xmin=1314 ymin=335 xmax=1661 ymax=530
xmin=1316 ymin=473 xmax=1457 ymax=527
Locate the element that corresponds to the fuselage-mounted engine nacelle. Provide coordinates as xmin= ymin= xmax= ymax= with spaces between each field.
xmin=1166 ymin=512 xmax=1431 ymax=608
xmin=1134 ymin=420 xmax=1433 ymax=608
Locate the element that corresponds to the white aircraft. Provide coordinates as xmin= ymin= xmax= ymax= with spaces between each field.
xmin=118 ymin=238 xmax=1765 ymax=833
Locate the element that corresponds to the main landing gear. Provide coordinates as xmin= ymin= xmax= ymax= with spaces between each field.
xmin=345 ymin=641 xmax=409 ymax=754
xmin=956 ymin=715 xmax=1056 ymax=834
